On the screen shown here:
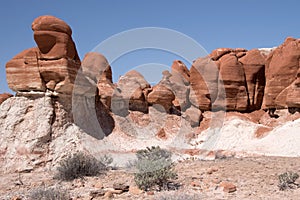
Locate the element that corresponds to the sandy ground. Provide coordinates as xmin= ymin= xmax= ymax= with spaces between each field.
xmin=1 ymin=156 xmax=300 ymax=200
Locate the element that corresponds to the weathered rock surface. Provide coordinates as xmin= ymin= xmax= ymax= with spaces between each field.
xmin=81 ymin=52 xmax=112 ymax=83
xmin=160 ymin=62 xmax=190 ymax=111
xmin=6 ymin=15 xmax=80 ymax=95
xmin=6 ymin=48 xmax=46 ymax=92
xmin=0 ymin=94 xmax=114 ymax=173
xmin=263 ymin=37 xmax=300 ymax=109
xmin=171 ymin=60 xmax=190 ymax=82
xmin=189 ymin=56 xmax=219 ymax=110
xmin=147 ymin=84 xmax=175 ymax=113
xmin=0 ymin=96 xmax=54 ymax=172
xmin=80 ymin=52 xmax=114 ymax=107
xmin=219 ymin=52 xmax=248 ymax=111
xmin=112 ymin=70 xmax=150 ymax=114
xmin=31 ymin=15 xmax=72 ymax=36
xmin=190 ymin=48 xmax=267 ymax=112
xmin=239 ymin=49 xmax=266 ymax=111
xmin=182 ymin=105 xmax=202 ymax=127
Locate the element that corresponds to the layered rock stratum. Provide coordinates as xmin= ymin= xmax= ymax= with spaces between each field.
xmin=1 ymin=15 xmax=300 ymax=174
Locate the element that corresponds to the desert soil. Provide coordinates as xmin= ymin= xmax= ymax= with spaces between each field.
xmin=1 ymin=156 xmax=300 ymax=200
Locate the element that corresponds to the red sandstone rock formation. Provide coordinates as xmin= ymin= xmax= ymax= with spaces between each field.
xmin=112 ymin=70 xmax=150 ymax=115
xmin=189 ymin=56 xmax=219 ymax=110
xmin=6 ymin=15 xmax=80 ymax=95
xmin=147 ymin=84 xmax=175 ymax=113
xmin=263 ymin=37 xmax=300 ymax=109
xmin=219 ymin=52 xmax=248 ymax=111
xmin=171 ymin=60 xmax=190 ymax=82
xmin=190 ymin=48 xmax=267 ymax=112
xmin=239 ymin=49 xmax=266 ymax=111
xmin=81 ymin=52 xmax=114 ymax=107
xmin=5 ymin=14 xmax=300 ymax=128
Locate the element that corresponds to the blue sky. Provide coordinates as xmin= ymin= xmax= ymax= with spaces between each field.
xmin=1 ymin=0 xmax=300 ymax=93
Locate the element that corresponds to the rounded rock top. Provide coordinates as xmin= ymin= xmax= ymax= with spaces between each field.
xmin=31 ymin=15 xmax=72 ymax=36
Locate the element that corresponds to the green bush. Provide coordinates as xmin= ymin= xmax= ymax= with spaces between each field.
xmin=29 ymin=187 xmax=69 ymax=200
xmin=278 ymin=171 xmax=300 ymax=190
xmin=134 ymin=146 xmax=177 ymax=191
xmin=55 ymin=152 xmax=108 ymax=181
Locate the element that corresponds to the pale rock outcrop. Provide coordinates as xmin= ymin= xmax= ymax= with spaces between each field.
xmin=0 ymin=96 xmax=54 ymax=172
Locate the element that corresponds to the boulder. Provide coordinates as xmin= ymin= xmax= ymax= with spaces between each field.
xmin=118 ymin=70 xmax=150 ymax=90
xmin=32 ymin=15 xmax=72 ymax=36
xmin=111 ymin=70 xmax=150 ymax=114
xmin=182 ymin=105 xmax=202 ymax=127
xmin=81 ymin=52 xmax=112 ymax=83
xmin=33 ymin=31 xmax=78 ymax=60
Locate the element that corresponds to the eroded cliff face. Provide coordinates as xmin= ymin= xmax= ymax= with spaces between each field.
xmin=263 ymin=37 xmax=300 ymax=110
xmin=1 ymin=15 xmax=300 ymax=173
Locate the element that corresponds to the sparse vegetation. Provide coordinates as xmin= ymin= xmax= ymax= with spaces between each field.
xmin=28 ymin=187 xmax=69 ymax=200
xmin=134 ymin=146 xmax=177 ymax=191
xmin=55 ymin=152 xmax=109 ymax=181
xmin=99 ymin=154 xmax=114 ymax=169
xmin=278 ymin=171 xmax=300 ymax=190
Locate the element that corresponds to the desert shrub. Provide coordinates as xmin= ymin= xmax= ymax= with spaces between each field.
xmin=99 ymin=154 xmax=113 ymax=166
xmin=154 ymin=190 xmax=202 ymax=200
xmin=134 ymin=146 xmax=177 ymax=191
xmin=278 ymin=171 xmax=300 ymax=190
xmin=28 ymin=187 xmax=69 ymax=200
xmin=55 ymin=152 xmax=108 ymax=181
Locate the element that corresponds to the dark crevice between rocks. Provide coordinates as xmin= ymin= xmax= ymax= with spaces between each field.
xmin=268 ymin=108 xmax=279 ymax=118
xmin=50 ymin=96 xmax=58 ymax=140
